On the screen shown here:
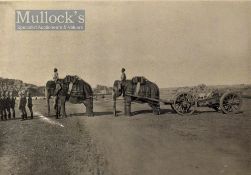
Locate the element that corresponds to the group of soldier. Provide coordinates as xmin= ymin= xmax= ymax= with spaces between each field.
xmin=0 ymin=90 xmax=33 ymax=121
xmin=0 ymin=91 xmax=15 ymax=120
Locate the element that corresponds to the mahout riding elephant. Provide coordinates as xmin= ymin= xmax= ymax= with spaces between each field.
xmin=112 ymin=76 xmax=160 ymax=116
xmin=45 ymin=76 xmax=94 ymax=118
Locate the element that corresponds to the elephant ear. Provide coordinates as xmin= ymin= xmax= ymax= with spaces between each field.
xmin=113 ymin=81 xmax=120 ymax=90
xmin=124 ymin=81 xmax=133 ymax=95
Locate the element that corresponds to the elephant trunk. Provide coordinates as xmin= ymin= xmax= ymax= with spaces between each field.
xmin=45 ymin=88 xmax=50 ymax=116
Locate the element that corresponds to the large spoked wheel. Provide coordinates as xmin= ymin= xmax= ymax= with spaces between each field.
xmin=173 ymin=92 xmax=197 ymax=115
xmin=220 ymin=92 xmax=242 ymax=114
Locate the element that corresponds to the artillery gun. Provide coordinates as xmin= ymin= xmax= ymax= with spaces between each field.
xmin=165 ymin=89 xmax=242 ymax=115
xmin=113 ymin=77 xmax=243 ymax=116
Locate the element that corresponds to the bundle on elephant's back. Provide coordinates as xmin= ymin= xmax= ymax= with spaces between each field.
xmin=139 ymin=81 xmax=159 ymax=99
xmin=70 ymin=79 xmax=93 ymax=98
xmin=126 ymin=77 xmax=160 ymax=99
xmin=135 ymin=81 xmax=159 ymax=99
xmin=45 ymin=76 xmax=93 ymax=100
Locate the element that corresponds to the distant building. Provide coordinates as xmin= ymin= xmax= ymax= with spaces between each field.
xmin=93 ymin=85 xmax=112 ymax=95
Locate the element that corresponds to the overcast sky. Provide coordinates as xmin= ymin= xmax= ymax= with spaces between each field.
xmin=0 ymin=1 xmax=250 ymax=87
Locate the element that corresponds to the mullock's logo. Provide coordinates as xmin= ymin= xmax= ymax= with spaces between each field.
xmin=16 ymin=10 xmax=85 ymax=30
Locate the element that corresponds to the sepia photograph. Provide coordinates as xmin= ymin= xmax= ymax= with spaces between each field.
xmin=0 ymin=1 xmax=250 ymax=175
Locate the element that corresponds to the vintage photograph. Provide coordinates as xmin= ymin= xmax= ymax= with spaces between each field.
xmin=0 ymin=1 xmax=250 ymax=175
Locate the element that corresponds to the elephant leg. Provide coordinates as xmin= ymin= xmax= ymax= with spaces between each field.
xmin=54 ymin=96 xmax=61 ymax=118
xmin=53 ymin=97 xmax=58 ymax=111
xmin=124 ymin=96 xmax=131 ymax=116
xmin=46 ymin=90 xmax=51 ymax=116
xmin=53 ymin=97 xmax=57 ymax=117
xmin=56 ymin=104 xmax=61 ymax=119
xmin=113 ymin=99 xmax=117 ymax=117
xmin=60 ymin=96 xmax=67 ymax=118
xmin=84 ymin=98 xmax=94 ymax=117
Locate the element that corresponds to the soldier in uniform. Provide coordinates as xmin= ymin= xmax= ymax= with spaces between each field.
xmin=27 ymin=92 xmax=33 ymax=119
xmin=5 ymin=91 xmax=11 ymax=119
xmin=10 ymin=92 xmax=16 ymax=119
xmin=121 ymin=68 xmax=126 ymax=96
xmin=19 ymin=91 xmax=27 ymax=120
xmin=0 ymin=92 xmax=4 ymax=121
xmin=53 ymin=68 xmax=60 ymax=112
xmin=2 ymin=91 xmax=7 ymax=120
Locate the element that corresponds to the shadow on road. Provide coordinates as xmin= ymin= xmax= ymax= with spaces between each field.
xmin=131 ymin=108 xmax=175 ymax=116
xmin=69 ymin=111 xmax=122 ymax=117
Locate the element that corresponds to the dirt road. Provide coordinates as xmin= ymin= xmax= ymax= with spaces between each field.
xmin=0 ymin=98 xmax=250 ymax=175
xmin=0 ymin=101 xmax=105 ymax=175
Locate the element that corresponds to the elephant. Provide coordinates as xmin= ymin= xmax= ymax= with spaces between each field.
xmin=112 ymin=77 xmax=160 ymax=116
xmin=45 ymin=76 xmax=94 ymax=118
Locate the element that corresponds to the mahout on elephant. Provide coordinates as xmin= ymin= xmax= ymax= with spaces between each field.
xmin=45 ymin=75 xmax=94 ymax=118
xmin=113 ymin=76 xmax=160 ymax=116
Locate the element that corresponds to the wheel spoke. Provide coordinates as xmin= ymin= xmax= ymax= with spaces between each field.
xmin=176 ymin=104 xmax=182 ymax=112
xmin=227 ymin=105 xmax=232 ymax=112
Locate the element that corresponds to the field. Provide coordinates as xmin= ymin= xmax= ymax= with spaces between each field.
xmin=0 ymin=89 xmax=251 ymax=175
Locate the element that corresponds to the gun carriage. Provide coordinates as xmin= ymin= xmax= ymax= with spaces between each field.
xmin=113 ymin=77 xmax=243 ymax=116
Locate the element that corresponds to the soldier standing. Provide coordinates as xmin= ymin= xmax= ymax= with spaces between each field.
xmin=53 ymin=68 xmax=60 ymax=112
xmin=27 ymin=92 xmax=33 ymax=119
xmin=10 ymin=92 xmax=16 ymax=119
xmin=5 ymin=91 xmax=11 ymax=119
xmin=2 ymin=91 xmax=7 ymax=120
xmin=121 ymin=68 xmax=126 ymax=97
xmin=0 ymin=92 xmax=4 ymax=121
xmin=19 ymin=91 xmax=27 ymax=120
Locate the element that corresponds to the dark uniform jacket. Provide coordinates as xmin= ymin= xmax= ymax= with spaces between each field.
xmin=10 ymin=97 xmax=15 ymax=108
xmin=5 ymin=97 xmax=11 ymax=109
xmin=19 ymin=97 xmax=27 ymax=110
xmin=2 ymin=97 xmax=7 ymax=109
xmin=27 ymin=97 xmax=33 ymax=108
xmin=0 ymin=98 xmax=3 ymax=110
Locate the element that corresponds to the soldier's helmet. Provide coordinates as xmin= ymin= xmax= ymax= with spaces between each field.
xmin=54 ymin=68 xmax=58 ymax=72
xmin=121 ymin=68 xmax=125 ymax=72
